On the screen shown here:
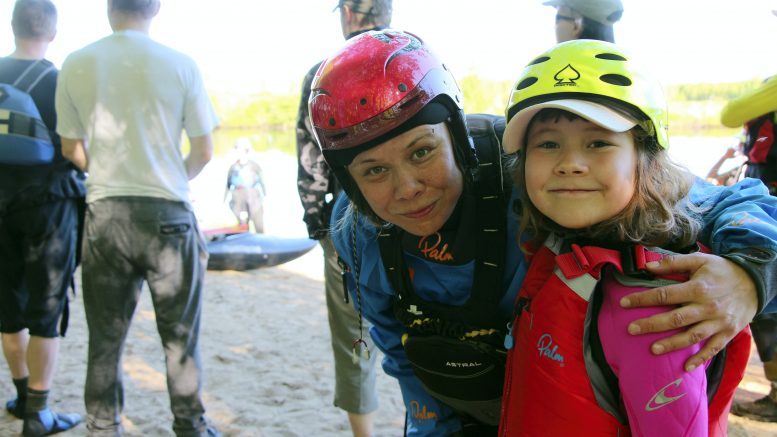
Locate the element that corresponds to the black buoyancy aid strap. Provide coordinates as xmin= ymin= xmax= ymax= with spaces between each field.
xmin=468 ymin=114 xmax=507 ymax=306
xmin=378 ymin=226 xmax=414 ymax=302
xmin=1 ymin=110 xmax=50 ymax=141
xmin=379 ymin=113 xmax=509 ymax=332
xmin=12 ymin=59 xmax=55 ymax=94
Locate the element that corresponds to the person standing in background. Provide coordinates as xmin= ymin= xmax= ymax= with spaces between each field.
xmin=0 ymin=1 xmax=85 ymax=435
xmin=721 ymin=19 xmax=777 ymax=419
xmin=295 ymin=1 xmax=392 ymax=435
xmin=543 ymin=0 xmax=623 ymax=43
xmin=225 ymin=137 xmax=265 ymax=233
xmin=705 ymin=145 xmax=746 ymax=187
xmin=56 ymin=0 xmax=220 ymax=435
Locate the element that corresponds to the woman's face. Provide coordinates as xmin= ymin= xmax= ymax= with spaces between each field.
xmin=348 ymin=122 xmax=463 ymax=237
xmin=524 ymin=116 xmax=637 ymax=229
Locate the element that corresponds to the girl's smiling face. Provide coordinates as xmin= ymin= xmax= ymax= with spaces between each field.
xmin=525 ymin=115 xmax=637 ymax=229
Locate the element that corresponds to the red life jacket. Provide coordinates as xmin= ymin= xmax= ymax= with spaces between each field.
xmin=743 ymin=113 xmax=777 ymax=194
xmin=499 ymin=236 xmax=751 ymax=436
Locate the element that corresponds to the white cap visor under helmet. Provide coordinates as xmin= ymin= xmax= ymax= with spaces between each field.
xmin=502 ymin=99 xmax=637 ymax=154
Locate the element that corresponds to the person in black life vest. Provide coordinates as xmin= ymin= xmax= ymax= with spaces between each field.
xmin=310 ymin=29 xmax=777 ymax=436
xmin=543 ymin=0 xmax=623 ymax=43
xmin=295 ymin=1 xmax=391 ymax=435
xmin=0 ymin=1 xmax=84 ymax=435
xmin=225 ymin=137 xmax=265 ymax=233
xmin=721 ymin=18 xmax=777 ymax=420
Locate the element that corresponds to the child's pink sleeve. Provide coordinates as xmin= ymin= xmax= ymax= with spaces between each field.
xmin=598 ymin=273 xmax=709 ymax=437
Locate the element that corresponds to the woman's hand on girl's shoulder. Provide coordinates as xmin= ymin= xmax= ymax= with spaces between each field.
xmin=619 ymin=252 xmax=756 ymax=372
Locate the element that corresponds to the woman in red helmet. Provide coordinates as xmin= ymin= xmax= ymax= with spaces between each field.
xmin=309 ymin=30 xmax=777 ymax=436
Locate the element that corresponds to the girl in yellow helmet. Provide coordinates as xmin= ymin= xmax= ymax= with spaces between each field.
xmin=499 ymin=39 xmax=753 ymax=436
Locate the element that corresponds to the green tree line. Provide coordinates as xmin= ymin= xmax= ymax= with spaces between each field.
xmin=211 ymin=76 xmax=765 ymax=154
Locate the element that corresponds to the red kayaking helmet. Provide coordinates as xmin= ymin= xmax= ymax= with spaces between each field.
xmin=309 ymin=29 xmax=475 ymax=217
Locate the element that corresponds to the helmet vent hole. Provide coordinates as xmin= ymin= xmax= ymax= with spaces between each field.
xmin=328 ymin=117 xmax=336 ymax=126
xmin=596 ymin=53 xmax=627 ymax=61
xmin=516 ymin=77 xmax=538 ymax=90
xmin=527 ymin=56 xmax=550 ymax=66
xmin=399 ymin=95 xmax=420 ymax=109
xmin=329 ymin=132 xmax=347 ymax=141
xmin=398 ymin=83 xmax=408 ymax=92
xmin=600 ymin=74 xmax=632 ymax=87
xmin=359 ymin=98 xmax=367 ymax=105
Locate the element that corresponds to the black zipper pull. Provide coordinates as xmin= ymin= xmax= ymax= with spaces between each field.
xmin=337 ymin=256 xmax=350 ymax=304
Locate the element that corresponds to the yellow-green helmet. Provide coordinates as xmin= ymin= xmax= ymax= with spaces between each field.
xmin=502 ymin=39 xmax=668 ymax=153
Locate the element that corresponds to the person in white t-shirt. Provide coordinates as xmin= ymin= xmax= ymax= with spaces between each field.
xmin=56 ymin=1 xmax=220 ymax=435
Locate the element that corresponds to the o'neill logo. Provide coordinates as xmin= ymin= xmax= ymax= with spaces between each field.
xmin=554 ymin=64 xmax=580 ymax=87
xmin=645 ymin=377 xmax=686 ymax=411
xmin=537 ymin=333 xmax=564 ymax=364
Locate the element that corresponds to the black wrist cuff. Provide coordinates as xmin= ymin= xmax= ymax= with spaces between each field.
xmin=722 ymin=247 xmax=777 ymax=314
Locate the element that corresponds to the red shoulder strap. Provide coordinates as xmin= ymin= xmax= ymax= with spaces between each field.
xmin=556 ymin=244 xmax=689 ymax=282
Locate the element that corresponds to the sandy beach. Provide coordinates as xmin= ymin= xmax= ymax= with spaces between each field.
xmin=2 ymin=150 xmax=777 ymax=436
xmin=1 ymin=250 xmax=776 ymax=436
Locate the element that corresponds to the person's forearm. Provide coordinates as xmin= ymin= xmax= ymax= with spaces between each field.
xmin=61 ymin=138 xmax=89 ymax=171
xmin=705 ymin=156 xmax=728 ymax=180
xmin=185 ymin=152 xmax=210 ymax=179
xmin=185 ymin=135 xmax=214 ymax=179
xmin=65 ymin=148 xmax=88 ymax=171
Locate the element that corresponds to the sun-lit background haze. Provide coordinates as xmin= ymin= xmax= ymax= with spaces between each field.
xmin=2 ymin=0 xmax=777 ymax=236
xmin=2 ymin=0 xmax=777 ymax=92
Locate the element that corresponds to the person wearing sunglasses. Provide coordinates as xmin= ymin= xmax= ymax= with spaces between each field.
xmin=544 ymin=0 xmax=623 ymax=43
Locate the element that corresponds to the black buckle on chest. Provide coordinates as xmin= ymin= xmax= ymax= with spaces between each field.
xmin=618 ymin=246 xmax=654 ymax=280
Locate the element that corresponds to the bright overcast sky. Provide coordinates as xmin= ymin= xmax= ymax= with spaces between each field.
xmin=1 ymin=0 xmax=777 ymax=95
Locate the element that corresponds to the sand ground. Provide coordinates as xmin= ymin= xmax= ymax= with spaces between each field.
xmin=0 ymin=247 xmax=408 ymax=436
xmin=1 ymin=248 xmax=777 ymax=436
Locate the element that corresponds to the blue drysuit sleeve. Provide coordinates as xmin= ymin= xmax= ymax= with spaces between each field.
xmin=690 ymin=177 xmax=777 ymax=312
xmin=330 ymin=194 xmax=463 ymax=437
